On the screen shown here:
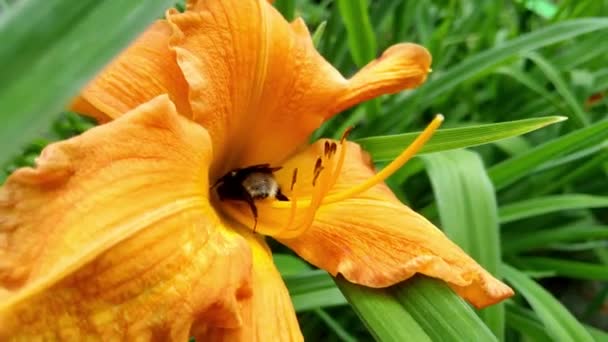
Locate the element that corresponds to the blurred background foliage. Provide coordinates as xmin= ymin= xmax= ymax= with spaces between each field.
xmin=1 ymin=0 xmax=607 ymax=341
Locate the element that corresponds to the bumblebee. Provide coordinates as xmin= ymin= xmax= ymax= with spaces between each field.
xmin=213 ymin=164 xmax=289 ymax=228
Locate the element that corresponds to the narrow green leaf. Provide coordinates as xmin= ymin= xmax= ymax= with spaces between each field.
xmin=495 ymin=66 xmax=564 ymax=113
xmin=358 ymin=116 xmax=564 ymax=162
xmin=281 ymin=268 xmax=347 ymax=312
xmin=273 ymin=253 xmax=312 ymax=275
xmin=525 ymin=52 xmax=590 ymax=127
xmin=501 ymin=264 xmax=594 ymax=342
xmin=274 ymin=0 xmax=295 ymax=21
xmin=489 ymin=119 xmax=608 ymax=190
xmin=335 ymin=0 xmax=377 ymax=67
xmin=311 ymin=20 xmax=327 ymax=48
xmin=389 ymin=18 xmax=608 ymax=114
xmin=512 ymin=257 xmax=608 ymax=281
xmin=537 ymin=150 xmax=608 ymax=195
xmin=313 ymin=309 xmax=357 ymax=342
xmin=499 ymin=194 xmax=608 ymax=224
xmin=505 ymin=302 xmax=552 ymax=341
xmin=493 ymin=136 xmax=532 ymax=157
xmin=0 ymin=0 xmax=174 ymax=161
xmin=283 ymin=269 xmax=336 ymax=295
xmin=503 ymin=225 xmax=608 ymax=254
xmin=292 ymin=287 xmax=347 ymax=312
xmin=393 ymin=276 xmax=498 ymax=342
xmin=335 ymin=278 xmax=431 ymax=342
xmin=507 ymin=302 xmax=608 ymax=342
xmin=422 ymin=150 xmax=504 ymax=339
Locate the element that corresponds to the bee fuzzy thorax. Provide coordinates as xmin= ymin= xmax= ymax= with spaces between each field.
xmin=242 ymin=172 xmax=279 ymax=199
xmin=213 ymin=163 xmax=290 ymax=230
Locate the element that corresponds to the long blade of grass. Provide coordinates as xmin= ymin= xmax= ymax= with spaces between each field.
xmin=335 ymin=0 xmax=377 ymax=67
xmin=507 ymin=301 xmax=608 ymax=342
xmin=505 ymin=301 xmax=552 ymax=341
xmin=0 ymin=0 xmax=173 ymax=162
xmin=358 ymin=116 xmax=565 ymax=162
xmin=422 ymin=150 xmax=505 ymax=339
xmin=502 ymin=225 xmax=608 ymax=254
xmin=313 ymin=309 xmax=357 ymax=342
xmin=286 ymin=271 xmax=500 ymax=341
xmin=524 ymin=51 xmax=590 ymax=127
xmin=292 ymin=287 xmax=348 ymax=312
xmin=389 ymin=18 xmax=608 ymax=116
xmin=392 ymin=276 xmax=498 ymax=341
xmin=489 ymin=119 xmax=608 ymax=190
xmin=274 ymin=0 xmax=295 ymax=21
xmin=512 ymin=257 xmax=608 ymax=281
xmin=499 ymin=194 xmax=608 ymax=224
xmin=335 ymin=0 xmax=380 ymax=118
xmin=335 ymin=279 xmax=431 ymax=342
xmin=501 ymin=264 xmax=594 ymax=342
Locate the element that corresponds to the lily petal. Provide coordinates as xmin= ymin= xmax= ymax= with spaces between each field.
xmin=0 ymin=96 xmax=252 ymax=339
xmin=169 ymin=0 xmax=431 ymax=172
xmin=71 ymin=21 xmax=191 ymax=122
xmin=271 ymin=140 xmax=513 ymax=308
xmin=193 ymin=232 xmax=302 ymax=341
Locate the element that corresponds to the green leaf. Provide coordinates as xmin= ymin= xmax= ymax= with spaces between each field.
xmin=524 ymin=51 xmax=590 ymax=127
xmin=505 ymin=302 xmax=552 ymax=341
xmin=489 ymin=119 xmax=608 ymax=190
xmin=499 ymin=194 xmax=608 ymax=224
xmin=311 ymin=20 xmax=328 ymax=48
xmin=274 ymin=0 xmax=295 ymax=21
xmin=393 ymin=276 xmax=498 ymax=342
xmin=335 ymin=0 xmax=377 ymax=67
xmin=273 ymin=253 xmax=312 ymax=275
xmin=282 ymin=269 xmax=347 ymax=312
xmin=506 ymin=302 xmax=608 ymax=342
xmin=495 ymin=66 xmax=564 ymax=114
xmin=284 ymin=269 xmax=335 ymax=295
xmin=335 ymin=278 xmax=431 ymax=342
xmin=512 ymin=257 xmax=608 ymax=281
xmin=313 ymin=309 xmax=357 ymax=342
xmin=501 ymin=264 xmax=594 ymax=342
xmin=357 ymin=116 xmax=564 ymax=162
xmin=0 ymin=0 xmax=174 ymax=161
xmin=503 ymin=225 xmax=608 ymax=254
xmin=292 ymin=287 xmax=347 ymax=312
xmin=422 ymin=150 xmax=505 ymax=339
xmin=390 ymin=18 xmax=608 ymax=114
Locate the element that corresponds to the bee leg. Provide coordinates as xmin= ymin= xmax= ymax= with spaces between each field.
xmin=275 ymin=188 xmax=289 ymax=201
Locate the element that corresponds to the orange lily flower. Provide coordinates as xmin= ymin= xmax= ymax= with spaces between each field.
xmin=0 ymin=0 xmax=513 ymax=340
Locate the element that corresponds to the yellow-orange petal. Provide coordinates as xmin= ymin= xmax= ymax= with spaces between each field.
xmin=0 ymin=96 xmax=253 ymax=339
xmin=71 ymin=21 xmax=192 ymax=121
xmin=272 ymin=140 xmax=513 ymax=308
xmin=167 ymin=0 xmax=431 ymax=175
xmin=193 ymin=232 xmax=303 ymax=341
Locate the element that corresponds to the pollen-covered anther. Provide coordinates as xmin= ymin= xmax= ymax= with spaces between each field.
xmin=271 ymin=115 xmax=444 ymax=239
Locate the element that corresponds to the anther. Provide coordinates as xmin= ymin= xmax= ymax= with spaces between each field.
xmin=324 ymin=141 xmax=331 ymax=156
xmin=329 ymin=142 xmax=337 ymax=157
xmin=341 ymin=127 xmax=354 ymax=142
xmin=290 ymin=168 xmax=298 ymax=191
xmin=312 ymin=157 xmax=324 ymax=186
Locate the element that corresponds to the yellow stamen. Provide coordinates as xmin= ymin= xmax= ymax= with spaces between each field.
xmin=322 ymin=114 xmax=443 ymax=204
xmin=271 ymin=114 xmax=443 ymax=209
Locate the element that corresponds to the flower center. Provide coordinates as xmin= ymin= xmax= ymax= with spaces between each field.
xmin=217 ymin=115 xmax=443 ymax=238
